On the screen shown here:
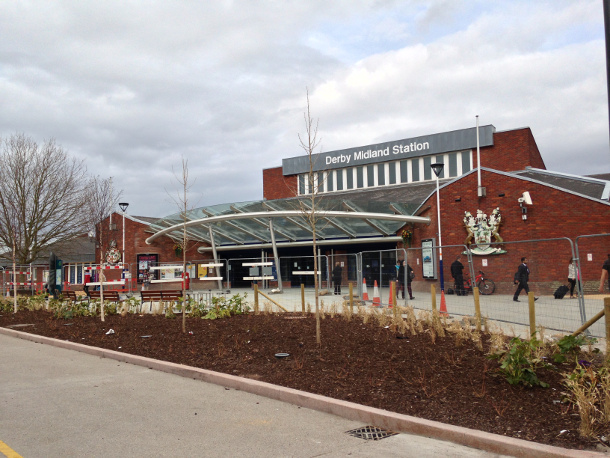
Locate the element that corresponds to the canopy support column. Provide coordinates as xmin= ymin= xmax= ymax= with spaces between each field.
xmin=208 ymin=226 xmax=223 ymax=290
xmin=269 ymin=219 xmax=283 ymax=292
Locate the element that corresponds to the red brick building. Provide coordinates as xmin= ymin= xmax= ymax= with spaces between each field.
xmin=99 ymin=124 xmax=609 ymax=294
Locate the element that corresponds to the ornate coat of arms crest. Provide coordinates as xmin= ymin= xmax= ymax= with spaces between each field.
xmin=463 ymin=208 xmax=506 ymax=255
xmin=105 ymin=239 xmax=121 ymax=265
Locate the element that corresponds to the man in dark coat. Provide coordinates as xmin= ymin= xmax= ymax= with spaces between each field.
xmin=332 ymin=262 xmax=343 ymax=295
xmin=397 ymin=260 xmax=405 ymax=299
xmin=406 ymin=263 xmax=415 ymax=300
xmin=513 ymin=257 xmax=538 ymax=302
xmin=451 ymin=255 xmax=465 ymax=296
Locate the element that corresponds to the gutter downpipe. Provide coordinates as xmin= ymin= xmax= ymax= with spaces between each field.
xmin=476 ymin=115 xmax=482 ymax=193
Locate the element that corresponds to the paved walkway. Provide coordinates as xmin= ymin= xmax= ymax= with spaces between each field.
xmin=0 ymin=333 xmax=509 ymax=458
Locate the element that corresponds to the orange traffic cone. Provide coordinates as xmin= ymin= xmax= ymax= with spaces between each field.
xmin=362 ymin=278 xmax=369 ymax=301
xmin=372 ymin=280 xmax=381 ymax=306
xmin=388 ymin=282 xmax=394 ymax=308
xmin=439 ymin=290 xmax=448 ymax=316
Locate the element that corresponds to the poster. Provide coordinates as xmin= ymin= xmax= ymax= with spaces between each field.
xmin=137 ymin=254 xmax=159 ymax=283
xmin=422 ymin=239 xmax=436 ymax=279
xmin=198 ymin=265 xmax=208 ymax=278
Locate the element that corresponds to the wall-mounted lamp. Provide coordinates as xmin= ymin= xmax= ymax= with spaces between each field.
xmin=517 ymin=192 xmax=532 ymax=221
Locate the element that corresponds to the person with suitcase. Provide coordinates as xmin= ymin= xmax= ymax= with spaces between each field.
xmin=567 ymin=257 xmax=578 ymax=299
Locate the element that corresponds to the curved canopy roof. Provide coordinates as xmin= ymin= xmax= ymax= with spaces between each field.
xmin=145 ymin=197 xmax=430 ymax=251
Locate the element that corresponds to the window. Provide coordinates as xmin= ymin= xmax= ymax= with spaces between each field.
xmin=356 ymin=166 xmax=364 ymax=188
xmin=376 ymin=164 xmax=384 ymax=186
xmin=336 ymin=170 xmax=344 ymax=190
xmin=461 ymin=151 xmax=471 ymax=174
xmin=367 ymin=165 xmax=375 ymax=187
xmin=400 ymin=160 xmax=409 ymax=183
xmin=423 ymin=157 xmax=432 ymax=180
xmin=411 ymin=158 xmax=420 ymax=182
xmin=346 ymin=168 xmax=354 ymax=189
xmin=327 ymin=171 xmax=334 ymax=192
xmin=298 ymin=175 xmax=305 ymax=195
xmin=388 ymin=162 xmax=396 ymax=184
xmin=317 ymin=172 xmax=324 ymax=193
xmin=449 ymin=152 xmax=458 ymax=177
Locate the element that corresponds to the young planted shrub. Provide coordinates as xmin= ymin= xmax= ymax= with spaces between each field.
xmin=488 ymin=335 xmax=551 ymax=388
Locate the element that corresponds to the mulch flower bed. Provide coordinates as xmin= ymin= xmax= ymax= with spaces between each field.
xmin=0 ymin=309 xmax=604 ymax=451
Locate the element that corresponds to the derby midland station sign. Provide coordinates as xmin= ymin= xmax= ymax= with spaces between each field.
xmin=326 ymin=141 xmax=429 ymax=165
xmin=282 ymin=125 xmax=495 ymax=175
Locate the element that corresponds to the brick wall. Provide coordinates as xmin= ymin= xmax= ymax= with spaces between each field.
xmin=475 ymin=128 xmax=546 ymax=171
xmin=97 ymin=213 xmax=212 ymax=290
xmin=406 ymin=170 xmax=610 ymax=293
xmin=263 ymin=167 xmax=297 ymax=200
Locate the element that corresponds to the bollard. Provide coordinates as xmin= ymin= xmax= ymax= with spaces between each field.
xmin=604 ymin=297 xmax=610 ymax=366
xmin=528 ymin=291 xmax=536 ymax=337
xmin=431 ymin=284 xmax=437 ymax=314
xmin=391 ymin=280 xmax=398 ymax=319
xmin=473 ymin=287 xmax=481 ymax=332
xmin=254 ymin=283 xmax=259 ymax=315
xmin=301 ymin=283 xmax=305 ymax=315
xmin=349 ymin=282 xmax=354 ymax=315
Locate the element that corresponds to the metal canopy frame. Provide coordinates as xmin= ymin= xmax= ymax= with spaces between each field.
xmin=146 ymin=210 xmax=429 ymax=249
xmin=145 ymin=199 xmax=430 ymax=293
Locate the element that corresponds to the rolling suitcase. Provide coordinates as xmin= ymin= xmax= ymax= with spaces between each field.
xmin=554 ymin=285 xmax=569 ymax=299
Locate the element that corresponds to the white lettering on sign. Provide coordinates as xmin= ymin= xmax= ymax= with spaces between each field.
xmin=353 ymin=147 xmax=390 ymax=160
xmin=326 ymin=154 xmax=352 ymax=165
xmin=324 ymin=141 xmax=430 ymax=166
xmin=392 ymin=141 xmax=430 ymax=154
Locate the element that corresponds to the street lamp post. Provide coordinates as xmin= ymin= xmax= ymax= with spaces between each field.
xmin=118 ymin=203 xmax=129 ymax=266
xmin=430 ymin=163 xmax=445 ymax=292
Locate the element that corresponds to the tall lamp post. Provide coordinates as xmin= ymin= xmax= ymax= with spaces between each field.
xmin=118 ymin=202 xmax=129 ymax=265
xmin=430 ymin=163 xmax=445 ymax=292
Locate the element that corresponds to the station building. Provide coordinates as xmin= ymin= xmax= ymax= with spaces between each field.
xmin=95 ymin=124 xmax=610 ymax=295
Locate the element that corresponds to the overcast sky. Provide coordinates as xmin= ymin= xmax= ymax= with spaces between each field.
xmin=1 ymin=1 xmax=608 ymax=218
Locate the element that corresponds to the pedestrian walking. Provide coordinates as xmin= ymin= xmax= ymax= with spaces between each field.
xmin=567 ymin=258 xmax=578 ymax=299
xmin=396 ymin=260 xmax=405 ymax=299
xmin=332 ymin=262 xmax=343 ymax=295
xmin=599 ymin=254 xmax=610 ymax=293
xmin=406 ymin=263 xmax=415 ymax=300
xmin=451 ymin=255 xmax=465 ymax=296
xmin=513 ymin=257 xmax=538 ymax=302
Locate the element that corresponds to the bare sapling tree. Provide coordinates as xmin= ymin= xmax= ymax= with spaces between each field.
xmin=0 ymin=133 xmax=90 ymax=265
xmin=87 ymin=175 xmax=123 ymax=264
xmin=298 ymin=89 xmax=324 ymax=345
xmin=168 ymin=157 xmax=196 ymax=333
xmin=86 ymin=175 xmax=122 ymax=323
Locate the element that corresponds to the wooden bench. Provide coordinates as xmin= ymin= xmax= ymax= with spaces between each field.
xmin=140 ymin=291 xmax=163 ymax=312
xmin=161 ymin=290 xmax=184 ymax=301
xmin=140 ymin=290 xmax=185 ymax=312
xmin=62 ymin=291 xmax=79 ymax=302
xmin=88 ymin=290 xmax=121 ymax=303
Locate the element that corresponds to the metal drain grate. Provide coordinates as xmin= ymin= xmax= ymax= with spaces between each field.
xmin=346 ymin=425 xmax=398 ymax=441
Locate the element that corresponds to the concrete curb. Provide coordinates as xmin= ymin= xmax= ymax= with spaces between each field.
xmin=1 ymin=327 xmax=604 ymax=458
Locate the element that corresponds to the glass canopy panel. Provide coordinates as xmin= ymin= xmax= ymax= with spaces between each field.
xmin=146 ymin=197 xmax=417 ymax=246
